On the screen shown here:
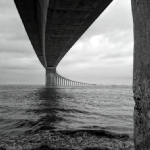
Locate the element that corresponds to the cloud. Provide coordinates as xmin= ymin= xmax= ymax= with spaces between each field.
xmin=58 ymin=0 xmax=133 ymax=85
xmin=0 ymin=0 xmax=29 ymax=42
xmin=0 ymin=0 xmax=44 ymax=84
xmin=80 ymin=0 xmax=133 ymax=40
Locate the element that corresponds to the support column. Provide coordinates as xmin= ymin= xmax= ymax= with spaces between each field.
xmin=56 ymin=76 xmax=58 ymax=86
xmin=59 ymin=77 xmax=61 ymax=86
xmin=62 ymin=78 xmax=64 ymax=86
xmin=63 ymin=79 xmax=66 ymax=86
xmin=60 ymin=78 xmax=62 ymax=86
xmin=58 ymin=77 xmax=60 ymax=86
xmin=66 ymin=79 xmax=67 ymax=86
xmin=65 ymin=79 xmax=67 ymax=86
xmin=61 ymin=78 xmax=63 ymax=86
xmin=132 ymin=1 xmax=150 ymax=149
xmin=54 ymin=76 xmax=57 ymax=86
xmin=46 ymin=68 xmax=56 ymax=87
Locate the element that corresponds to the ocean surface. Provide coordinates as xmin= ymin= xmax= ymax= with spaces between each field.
xmin=0 ymin=85 xmax=134 ymax=150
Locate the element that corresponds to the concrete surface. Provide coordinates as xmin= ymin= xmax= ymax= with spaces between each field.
xmin=14 ymin=0 xmax=113 ymax=68
xmin=132 ymin=0 xmax=150 ymax=149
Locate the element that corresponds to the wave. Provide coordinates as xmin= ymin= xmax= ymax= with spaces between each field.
xmin=54 ymin=129 xmax=133 ymax=140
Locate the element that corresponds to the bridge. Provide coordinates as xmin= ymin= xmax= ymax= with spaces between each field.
xmin=46 ymin=69 xmax=92 ymax=87
xmin=14 ymin=0 xmax=150 ymax=149
xmin=14 ymin=0 xmax=112 ymax=87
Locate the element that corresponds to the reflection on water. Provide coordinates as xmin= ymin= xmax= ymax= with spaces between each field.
xmin=27 ymin=87 xmax=70 ymax=133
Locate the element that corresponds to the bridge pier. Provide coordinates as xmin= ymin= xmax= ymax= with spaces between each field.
xmin=46 ymin=68 xmax=56 ymax=87
xmin=132 ymin=0 xmax=150 ymax=149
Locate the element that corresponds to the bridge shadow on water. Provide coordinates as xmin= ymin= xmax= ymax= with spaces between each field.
xmin=26 ymin=87 xmax=73 ymax=134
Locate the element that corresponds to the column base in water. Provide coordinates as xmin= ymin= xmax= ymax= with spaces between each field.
xmin=46 ymin=68 xmax=56 ymax=87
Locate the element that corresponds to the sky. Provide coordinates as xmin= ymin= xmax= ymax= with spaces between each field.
xmin=0 ymin=0 xmax=133 ymax=85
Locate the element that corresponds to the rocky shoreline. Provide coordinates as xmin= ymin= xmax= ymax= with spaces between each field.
xmin=0 ymin=130 xmax=134 ymax=150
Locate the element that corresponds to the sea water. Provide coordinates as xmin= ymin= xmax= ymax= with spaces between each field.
xmin=0 ymin=85 xmax=134 ymax=150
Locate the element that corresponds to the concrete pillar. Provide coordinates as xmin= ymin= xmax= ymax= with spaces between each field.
xmin=58 ymin=77 xmax=60 ymax=86
xmin=63 ymin=78 xmax=64 ymax=86
xmin=132 ymin=0 xmax=150 ymax=149
xmin=59 ymin=77 xmax=62 ymax=86
xmin=46 ymin=68 xmax=56 ymax=86
xmin=66 ymin=79 xmax=68 ymax=86
xmin=64 ymin=79 xmax=66 ymax=86
xmin=65 ymin=79 xmax=67 ymax=86
xmin=63 ymin=79 xmax=66 ymax=86
xmin=54 ymin=76 xmax=57 ymax=86
xmin=57 ymin=76 xmax=59 ymax=86
xmin=56 ymin=76 xmax=58 ymax=86
xmin=61 ymin=78 xmax=63 ymax=86
xmin=59 ymin=77 xmax=61 ymax=86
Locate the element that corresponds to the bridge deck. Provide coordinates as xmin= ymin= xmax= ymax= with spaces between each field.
xmin=14 ymin=0 xmax=113 ymax=68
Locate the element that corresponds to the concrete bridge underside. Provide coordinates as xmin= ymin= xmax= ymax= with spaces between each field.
xmin=14 ymin=0 xmax=112 ymax=86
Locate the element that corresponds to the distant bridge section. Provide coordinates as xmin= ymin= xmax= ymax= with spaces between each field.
xmin=14 ymin=0 xmax=112 ymax=87
xmin=46 ymin=68 xmax=94 ymax=87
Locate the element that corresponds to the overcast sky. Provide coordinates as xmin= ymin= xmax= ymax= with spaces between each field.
xmin=0 ymin=0 xmax=133 ymax=85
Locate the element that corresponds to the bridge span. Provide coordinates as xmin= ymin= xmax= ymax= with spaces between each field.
xmin=46 ymin=68 xmax=94 ymax=87
xmin=14 ymin=0 xmax=112 ymax=87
